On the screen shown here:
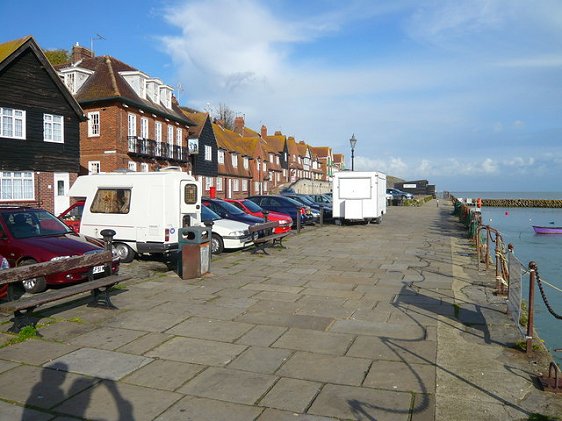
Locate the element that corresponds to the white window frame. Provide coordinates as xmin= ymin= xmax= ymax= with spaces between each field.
xmin=88 ymin=161 xmax=100 ymax=174
xmin=128 ymin=161 xmax=137 ymax=172
xmin=243 ymin=157 xmax=249 ymax=169
xmin=88 ymin=111 xmax=100 ymax=137
xmin=231 ymin=154 xmax=238 ymax=167
xmin=263 ymin=162 xmax=267 ymax=171
xmin=167 ymin=125 xmax=174 ymax=144
xmin=128 ymin=114 xmax=137 ymax=137
xmin=0 ymin=108 xmax=26 ymax=139
xmin=43 ymin=114 xmax=64 ymax=143
xmin=155 ymin=122 xmax=162 ymax=142
xmin=140 ymin=117 xmax=149 ymax=139
xmin=216 ymin=177 xmax=223 ymax=191
xmin=140 ymin=163 xmax=149 ymax=172
xmin=205 ymin=176 xmax=213 ymax=190
xmin=254 ymin=181 xmax=259 ymax=193
xmin=241 ymin=179 xmax=248 ymax=191
xmin=276 ymin=156 xmax=280 ymax=165
xmin=217 ymin=149 xmax=224 ymax=164
xmin=205 ymin=145 xmax=212 ymax=161
xmin=176 ymin=128 xmax=182 ymax=146
xmin=0 ymin=171 xmax=34 ymax=200
xmin=233 ymin=179 xmax=239 ymax=192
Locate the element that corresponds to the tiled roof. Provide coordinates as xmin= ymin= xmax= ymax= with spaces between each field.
xmin=181 ymin=108 xmax=208 ymax=137
xmin=333 ymin=153 xmax=345 ymax=163
xmin=296 ymin=142 xmax=309 ymax=157
xmin=58 ymin=55 xmax=191 ymax=125
xmin=310 ymin=146 xmax=331 ymax=158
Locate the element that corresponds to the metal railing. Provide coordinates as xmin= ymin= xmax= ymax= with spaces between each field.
xmin=127 ymin=136 xmax=187 ymax=162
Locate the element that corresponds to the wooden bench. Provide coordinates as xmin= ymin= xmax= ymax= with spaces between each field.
xmin=248 ymin=221 xmax=291 ymax=255
xmin=0 ymin=251 xmax=129 ymax=333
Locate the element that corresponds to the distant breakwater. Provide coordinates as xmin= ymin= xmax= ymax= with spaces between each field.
xmin=482 ymin=199 xmax=562 ymax=208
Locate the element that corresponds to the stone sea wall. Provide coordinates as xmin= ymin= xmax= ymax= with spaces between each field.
xmin=482 ymin=199 xmax=562 ymax=208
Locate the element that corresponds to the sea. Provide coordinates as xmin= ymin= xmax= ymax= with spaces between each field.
xmin=453 ymin=192 xmax=562 ymax=366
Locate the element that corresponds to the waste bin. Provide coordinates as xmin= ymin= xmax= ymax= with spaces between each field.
xmin=178 ymin=226 xmax=212 ymax=279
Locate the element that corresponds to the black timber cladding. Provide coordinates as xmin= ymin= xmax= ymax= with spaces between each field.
xmin=0 ymin=46 xmax=82 ymax=172
xmin=192 ymin=115 xmax=218 ymax=177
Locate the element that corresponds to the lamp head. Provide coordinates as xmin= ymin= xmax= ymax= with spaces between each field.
xmin=349 ymin=134 xmax=357 ymax=150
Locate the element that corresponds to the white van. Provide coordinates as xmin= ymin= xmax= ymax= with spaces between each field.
xmin=68 ymin=171 xmax=201 ymax=262
xmin=332 ymin=171 xmax=387 ymax=224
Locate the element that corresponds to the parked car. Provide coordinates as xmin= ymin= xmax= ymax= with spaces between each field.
xmin=202 ymin=198 xmax=264 ymax=226
xmin=282 ymin=193 xmax=332 ymax=221
xmin=201 ymin=205 xmax=252 ymax=254
xmin=58 ymin=200 xmax=85 ymax=233
xmin=308 ymin=194 xmax=332 ymax=205
xmin=0 ymin=207 xmax=119 ymax=293
xmin=0 ymin=255 xmax=9 ymax=300
xmin=224 ymin=199 xmax=293 ymax=234
xmin=246 ymin=195 xmax=313 ymax=227
xmin=386 ymin=188 xmax=414 ymax=200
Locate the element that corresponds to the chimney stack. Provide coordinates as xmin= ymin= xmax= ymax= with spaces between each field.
xmin=234 ymin=116 xmax=245 ymax=135
xmin=72 ymin=42 xmax=93 ymax=64
xmin=261 ymin=125 xmax=267 ymax=138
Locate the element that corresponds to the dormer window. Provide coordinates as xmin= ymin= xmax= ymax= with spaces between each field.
xmin=159 ymin=85 xmax=173 ymax=109
xmin=59 ymin=67 xmax=94 ymax=94
xmin=268 ymin=153 xmax=273 ymax=162
xmin=231 ymin=153 xmax=238 ymax=167
xmin=120 ymin=71 xmax=149 ymax=99
xmin=146 ymin=78 xmax=162 ymax=104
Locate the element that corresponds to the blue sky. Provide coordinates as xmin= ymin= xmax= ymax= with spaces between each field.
xmin=3 ymin=0 xmax=562 ymax=191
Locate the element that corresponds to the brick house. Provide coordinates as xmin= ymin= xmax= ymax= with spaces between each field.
xmin=0 ymin=36 xmax=86 ymax=214
xmin=260 ymin=126 xmax=289 ymax=187
xmin=56 ymin=44 xmax=194 ymax=175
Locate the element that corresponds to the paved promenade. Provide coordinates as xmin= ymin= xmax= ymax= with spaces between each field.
xmin=0 ymin=201 xmax=559 ymax=420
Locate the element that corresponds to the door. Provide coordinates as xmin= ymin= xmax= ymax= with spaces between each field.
xmin=53 ymin=173 xmax=70 ymax=216
xmin=180 ymin=179 xmax=201 ymax=227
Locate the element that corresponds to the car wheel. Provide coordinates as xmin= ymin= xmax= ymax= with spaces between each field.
xmin=211 ymin=233 xmax=224 ymax=255
xmin=19 ymin=259 xmax=47 ymax=294
xmin=113 ymin=242 xmax=135 ymax=263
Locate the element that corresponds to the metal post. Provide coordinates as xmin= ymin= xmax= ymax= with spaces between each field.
xmin=319 ymin=205 xmax=324 ymax=226
xmin=485 ymin=229 xmax=491 ymax=270
xmin=526 ymin=261 xmax=537 ymax=355
xmin=263 ymin=210 xmax=269 ymax=222
xmin=296 ymin=209 xmax=301 ymax=234
xmin=476 ymin=227 xmax=481 ymax=271
xmin=99 ymin=229 xmax=116 ymax=275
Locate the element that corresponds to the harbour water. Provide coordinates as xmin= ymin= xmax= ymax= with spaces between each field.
xmin=454 ymin=192 xmax=562 ymax=366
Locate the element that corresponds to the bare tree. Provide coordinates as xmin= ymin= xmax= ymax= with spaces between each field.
xmin=207 ymin=103 xmax=235 ymax=130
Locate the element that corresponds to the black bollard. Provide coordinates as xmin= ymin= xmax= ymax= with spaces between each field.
xmin=100 ymin=229 xmax=116 ymax=275
xmin=319 ymin=205 xmax=324 ymax=226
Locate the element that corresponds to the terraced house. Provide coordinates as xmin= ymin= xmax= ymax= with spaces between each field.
xmin=0 ymin=36 xmax=85 ymax=215
xmin=56 ymin=44 xmax=194 ymax=175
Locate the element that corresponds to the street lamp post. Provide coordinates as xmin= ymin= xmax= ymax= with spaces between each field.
xmin=349 ymin=134 xmax=357 ymax=171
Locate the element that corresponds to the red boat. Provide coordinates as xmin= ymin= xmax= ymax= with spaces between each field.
xmin=532 ymin=225 xmax=562 ymax=234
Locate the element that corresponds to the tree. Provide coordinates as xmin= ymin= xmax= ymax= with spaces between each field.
xmin=44 ymin=49 xmax=70 ymax=65
xmin=206 ymin=102 xmax=235 ymax=130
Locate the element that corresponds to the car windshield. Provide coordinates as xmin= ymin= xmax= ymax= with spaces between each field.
xmin=201 ymin=205 xmax=221 ymax=221
xmin=216 ymin=200 xmax=246 ymax=215
xmin=241 ymin=200 xmax=263 ymax=213
xmin=283 ymin=197 xmax=304 ymax=207
xmin=2 ymin=210 xmax=72 ymax=239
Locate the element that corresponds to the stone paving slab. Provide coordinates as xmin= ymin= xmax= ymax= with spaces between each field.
xmin=154 ymin=396 xmax=263 ymax=421
xmin=122 ymin=359 xmax=204 ymax=391
xmin=0 ymin=339 xmax=79 ymax=366
xmin=0 ymin=400 xmax=52 ymax=421
xmin=68 ymin=326 xmax=146 ymax=350
xmin=259 ymin=377 xmax=322 ymax=413
xmin=177 ymin=366 xmax=277 ymax=404
xmin=308 ymin=383 xmax=412 ymax=420
xmin=276 ymin=352 xmax=371 ymax=386
xmin=49 ymin=348 xmax=152 ymax=381
xmin=363 ymin=360 xmax=436 ymax=393
xmin=272 ymin=328 xmax=354 ymax=355
xmin=257 ymin=407 xmax=337 ymax=420
xmin=146 ymin=336 xmax=247 ymax=366
xmin=0 ymin=364 xmax=98 ymax=409
xmin=53 ymin=379 xmax=182 ymax=421
xmin=165 ymin=316 xmax=254 ymax=342
xmin=228 ymin=346 xmax=292 ymax=374
xmin=235 ymin=324 xmax=288 ymax=347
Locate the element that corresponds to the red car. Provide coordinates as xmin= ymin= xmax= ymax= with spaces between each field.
xmin=0 ymin=207 xmax=118 ymax=294
xmin=224 ymin=199 xmax=293 ymax=234
xmin=58 ymin=200 xmax=85 ymax=233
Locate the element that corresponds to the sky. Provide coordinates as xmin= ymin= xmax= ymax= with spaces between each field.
xmin=3 ymin=0 xmax=562 ymax=191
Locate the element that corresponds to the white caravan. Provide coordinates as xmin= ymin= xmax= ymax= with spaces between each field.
xmin=68 ymin=172 xmax=201 ymax=262
xmin=332 ymin=171 xmax=387 ymax=224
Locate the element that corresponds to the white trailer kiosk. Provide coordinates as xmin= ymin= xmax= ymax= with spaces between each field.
xmin=332 ymin=171 xmax=386 ymax=225
xmin=68 ymin=171 xmax=201 ymax=262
